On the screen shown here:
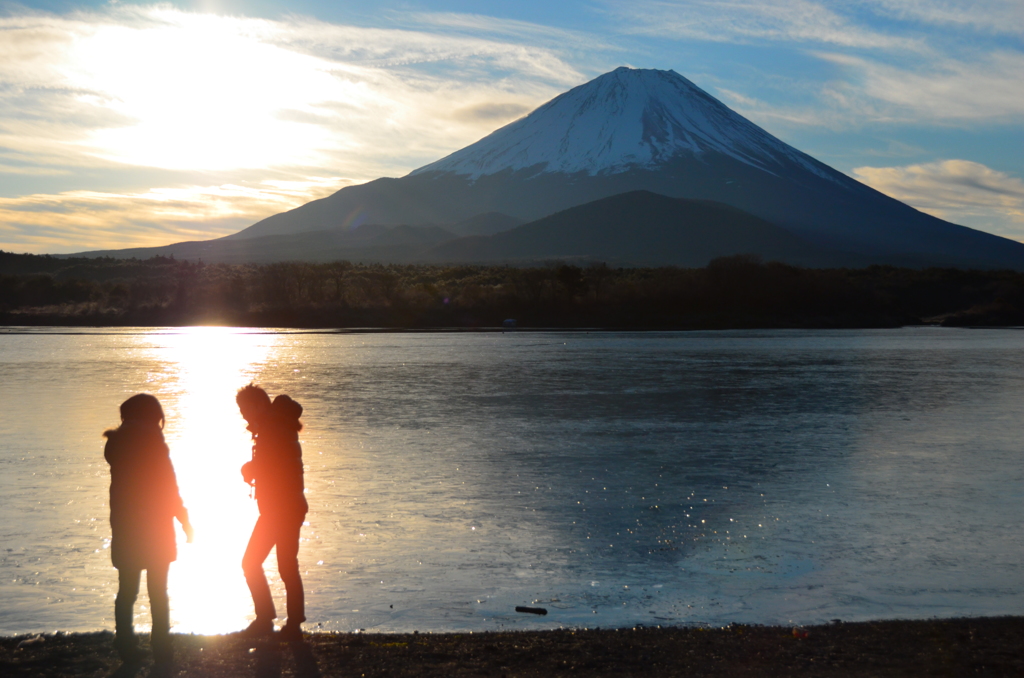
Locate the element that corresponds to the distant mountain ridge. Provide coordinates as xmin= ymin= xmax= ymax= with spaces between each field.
xmin=64 ymin=67 xmax=1024 ymax=269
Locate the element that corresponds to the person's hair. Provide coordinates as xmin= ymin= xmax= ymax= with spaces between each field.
xmin=104 ymin=393 xmax=164 ymax=437
xmin=236 ymin=383 xmax=271 ymax=412
xmin=272 ymin=394 xmax=303 ymax=432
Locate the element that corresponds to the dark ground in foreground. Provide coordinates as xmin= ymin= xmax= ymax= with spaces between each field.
xmin=3 ymin=617 xmax=1023 ymax=677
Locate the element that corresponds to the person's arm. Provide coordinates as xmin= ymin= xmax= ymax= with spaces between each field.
xmin=177 ymin=507 xmax=194 ymax=543
xmin=159 ymin=448 xmax=193 ymax=543
xmin=241 ymin=460 xmax=256 ymax=486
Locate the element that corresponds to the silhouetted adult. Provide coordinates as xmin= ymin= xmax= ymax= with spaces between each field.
xmin=104 ymin=394 xmax=193 ymax=669
xmin=236 ymin=384 xmax=308 ymax=640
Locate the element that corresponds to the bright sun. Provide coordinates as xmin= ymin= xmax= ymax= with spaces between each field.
xmin=72 ymin=12 xmax=351 ymax=172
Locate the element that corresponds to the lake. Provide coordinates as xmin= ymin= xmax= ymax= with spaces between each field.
xmin=1 ymin=327 xmax=1022 ymax=636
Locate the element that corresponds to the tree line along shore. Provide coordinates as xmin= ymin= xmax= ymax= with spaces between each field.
xmin=3 ymin=250 xmax=1024 ymax=329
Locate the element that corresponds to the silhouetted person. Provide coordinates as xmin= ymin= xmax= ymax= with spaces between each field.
xmin=236 ymin=384 xmax=308 ymax=641
xmin=104 ymin=394 xmax=193 ymax=669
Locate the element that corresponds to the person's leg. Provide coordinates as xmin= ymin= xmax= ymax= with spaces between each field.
xmin=114 ymin=567 xmax=143 ymax=659
xmin=242 ymin=515 xmax=278 ymax=624
xmin=275 ymin=516 xmax=305 ymax=627
xmin=146 ymin=563 xmax=172 ymax=664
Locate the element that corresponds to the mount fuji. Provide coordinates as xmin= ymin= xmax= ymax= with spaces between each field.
xmin=77 ymin=67 xmax=1024 ymax=268
xmin=410 ymin=67 xmax=837 ymax=182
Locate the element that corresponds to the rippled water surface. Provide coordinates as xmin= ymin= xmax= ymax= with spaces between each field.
xmin=1 ymin=327 xmax=1023 ymax=635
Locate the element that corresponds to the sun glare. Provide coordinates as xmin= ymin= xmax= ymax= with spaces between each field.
xmin=144 ymin=326 xmax=280 ymax=634
xmin=72 ymin=13 xmax=349 ymax=171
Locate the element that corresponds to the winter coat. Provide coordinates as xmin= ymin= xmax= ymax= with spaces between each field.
xmin=243 ymin=405 xmax=308 ymax=520
xmin=104 ymin=421 xmax=187 ymax=570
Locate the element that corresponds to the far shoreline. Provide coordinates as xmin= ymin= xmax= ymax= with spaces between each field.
xmin=6 ymin=255 xmax=1024 ymax=330
xmin=5 ymin=322 xmax=1024 ymax=335
xmin=0 ymin=322 xmax=950 ymax=332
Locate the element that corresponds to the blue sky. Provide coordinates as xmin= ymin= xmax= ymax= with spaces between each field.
xmin=1 ymin=0 xmax=1022 ymax=253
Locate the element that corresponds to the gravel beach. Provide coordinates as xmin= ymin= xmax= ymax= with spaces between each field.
xmin=3 ymin=616 xmax=1023 ymax=677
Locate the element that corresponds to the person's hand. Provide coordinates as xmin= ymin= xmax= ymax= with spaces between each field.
xmin=182 ymin=519 xmax=195 ymax=544
xmin=241 ymin=461 xmax=255 ymax=486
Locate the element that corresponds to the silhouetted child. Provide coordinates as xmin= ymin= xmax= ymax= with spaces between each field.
xmin=104 ymin=394 xmax=193 ymax=667
xmin=236 ymin=385 xmax=308 ymax=640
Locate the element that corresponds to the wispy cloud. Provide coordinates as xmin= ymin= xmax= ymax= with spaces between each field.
xmin=0 ymin=6 xmax=581 ymax=173
xmin=605 ymin=0 xmax=1024 ymax=128
xmin=815 ymin=50 xmax=1024 ymax=124
xmin=0 ymin=5 xmax=589 ymax=252
xmin=0 ymin=177 xmax=348 ymax=253
xmin=868 ymin=0 xmax=1024 ymax=36
xmin=714 ymin=86 xmax=861 ymax=131
xmin=450 ymin=102 xmax=534 ymax=124
xmin=714 ymin=49 xmax=1024 ymax=131
xmin=853 ymin=160 xmax=1024 ymax=241
xmin=404 ymin=11 xmax=621 ymax=55
xmin=604 ymin=0 xmax=920 ymax=50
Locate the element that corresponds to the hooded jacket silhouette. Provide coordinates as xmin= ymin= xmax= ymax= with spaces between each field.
xmin=105 ymin=419 xmax=188 ymax=570
xmin=242 ymin=394 xmax=308 ymax=518
xmin=103 ymin=393 xmax=191 ymax=667
xmin=237 ymin=388 xmax=308 ymax=638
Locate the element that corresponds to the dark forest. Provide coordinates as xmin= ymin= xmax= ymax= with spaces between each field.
xmin=2 ymin=250 xmax=1024 ymax=329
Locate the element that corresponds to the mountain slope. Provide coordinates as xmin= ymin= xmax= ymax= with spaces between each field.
xmin=62 ymin=224 xmax=457 ymax=264
xmin=449 ymin=212 xmax=525 ymax=236
xmin=60 ymin=192 xmax=841 ymax=266
xmin=424 ymin=191 xmax=845 ymax=266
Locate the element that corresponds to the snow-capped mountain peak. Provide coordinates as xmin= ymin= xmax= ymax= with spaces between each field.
xmin=412 ymin=67 xmax=826 ymax=179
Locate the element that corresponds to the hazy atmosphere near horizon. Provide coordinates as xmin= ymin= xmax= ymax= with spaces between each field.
xmin=2 ymin=0 xmax=1023 ymax=254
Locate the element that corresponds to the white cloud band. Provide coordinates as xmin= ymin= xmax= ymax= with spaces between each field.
xmin=854 ymin=160 xmax=1024 ymax=241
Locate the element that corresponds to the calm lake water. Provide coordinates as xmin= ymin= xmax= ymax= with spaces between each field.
xmin=1 ymin=327 xmax=1022 ymax=636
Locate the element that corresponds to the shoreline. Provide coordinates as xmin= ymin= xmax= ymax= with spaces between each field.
xmin=4 ymin=616 xmax=1023 ymax=677
xmin=0 ymin=323 xmax=953 ymax=332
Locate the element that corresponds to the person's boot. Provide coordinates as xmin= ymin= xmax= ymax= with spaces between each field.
xmin=240 ymin=617 xmax=275 ymax=638
xmin=278 ymin=620 xmax=303 ymax=642
xmin=151 ymin=632 xmax=173 ymax=666
xmin=114 ymin=632 xmax=146 ymax=664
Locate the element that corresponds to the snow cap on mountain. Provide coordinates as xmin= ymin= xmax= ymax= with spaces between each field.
xmin=413 ymin=67 xmax=827 ymax=179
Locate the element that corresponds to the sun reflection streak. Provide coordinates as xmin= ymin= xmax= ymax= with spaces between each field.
xmin=143 ymin=327 xmax=279 ymax=634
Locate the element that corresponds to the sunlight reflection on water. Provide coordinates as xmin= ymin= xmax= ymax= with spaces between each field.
xmin=146 ymin=327 xmax=279 ymax=634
